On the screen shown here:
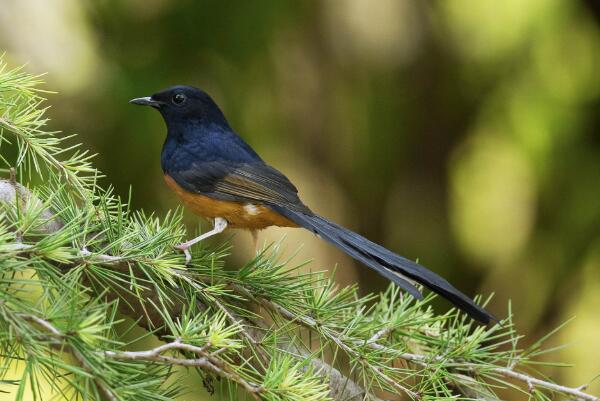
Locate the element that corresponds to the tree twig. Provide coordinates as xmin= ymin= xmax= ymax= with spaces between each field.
xmin=367 ymin=326 xmax=392 ymax=344
xmin=5 ymin=240 xmax=599 ymax=401
xmin=18 ymin=313 xmax=267 ymax=401
xmin=230 ymin=284 xmax=420 ymax=399
xmin=230 ymin=283 xmax=599 ymax=401
xmin=104 ymin=340 xmax=264 ymax=399
xmin=2 ymin=237 xmax=377 ymax=400
xmin=17 ymin=313 xmax=119 ymax=401
xmin=170 ymin=269 xmax=271 ymax=365
xmin=490 ymin=367 xmax=598 ymax=401
xmin=2 ymin=178 xmax=596 ymax=401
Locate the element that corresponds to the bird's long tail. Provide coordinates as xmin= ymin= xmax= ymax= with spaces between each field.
xmin=270 ymin=206 xmax=495 ymax=324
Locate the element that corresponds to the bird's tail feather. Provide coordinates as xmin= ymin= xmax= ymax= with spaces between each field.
xmin=271 ymin=206 xmax=495 ymax=324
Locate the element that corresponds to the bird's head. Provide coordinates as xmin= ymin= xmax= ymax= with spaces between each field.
xmin=130 ymin=85 xmax=229 ymax=128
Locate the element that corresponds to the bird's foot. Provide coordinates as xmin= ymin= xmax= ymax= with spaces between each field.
xmin=174 ymin=217 xmax=228 ymax=266
xmin=175 ymin=243 xmax=192 ymax=265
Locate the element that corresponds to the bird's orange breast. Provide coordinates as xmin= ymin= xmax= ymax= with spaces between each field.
xmin=164 ymin=175 xmax=297 ymax=229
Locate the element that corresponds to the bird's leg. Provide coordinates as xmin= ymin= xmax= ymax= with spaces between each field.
xmin=176 ymin=217 xmax=227 ymax=264
xmin=250 ymin=230 xmax=259 ymax=254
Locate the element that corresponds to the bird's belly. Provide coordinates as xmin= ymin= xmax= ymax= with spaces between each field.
xmin=164 ymin=175 xmax=297 ymax=229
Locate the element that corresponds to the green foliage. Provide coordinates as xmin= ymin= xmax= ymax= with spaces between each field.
xmin=0 ymin=56 xmax=598 ymax=401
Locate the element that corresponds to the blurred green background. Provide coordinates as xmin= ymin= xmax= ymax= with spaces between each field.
xmin=1 ymin=0 xmax=600 ymax=399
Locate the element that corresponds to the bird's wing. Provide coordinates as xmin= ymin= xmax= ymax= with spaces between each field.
xmin=168 ymin=161 xmax=312 ymax=213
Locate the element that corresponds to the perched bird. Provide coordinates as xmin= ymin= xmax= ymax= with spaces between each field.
xmin=130 ymin=85 xmax=495 ymax=324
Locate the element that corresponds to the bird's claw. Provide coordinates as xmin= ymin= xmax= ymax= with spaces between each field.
xmin=175 ymin=243 xmax=192 ymax=265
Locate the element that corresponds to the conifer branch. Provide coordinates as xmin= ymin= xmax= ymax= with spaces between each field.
xmin=228 ymin=283 xmax=599 ymax=401
xmin=1 ymin=55 xmax=598 ymax=401
xmin=4 ymin=225 xmax=598 ymax=401
xmin=13 ymin=313 xmax=119 ymax=401
xmin=104 ymin=340 xmax=265 ymax=399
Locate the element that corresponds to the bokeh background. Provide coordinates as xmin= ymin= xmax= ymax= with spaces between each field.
xmin=1 ymin=0 xmax=600 ymax=399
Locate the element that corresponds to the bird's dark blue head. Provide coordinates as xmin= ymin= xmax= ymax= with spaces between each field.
xmin=130 ymin=85 xmax=230 ymax=131
xmin=131 ymin=85 xmax=262 ymax=170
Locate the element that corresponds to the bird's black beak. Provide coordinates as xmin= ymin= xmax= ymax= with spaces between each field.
xmin=129 ymin=96 xmax=162 ymax=108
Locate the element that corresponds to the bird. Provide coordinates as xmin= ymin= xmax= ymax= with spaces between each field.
xmin=130 ymin=85 xmax=496 ymax=324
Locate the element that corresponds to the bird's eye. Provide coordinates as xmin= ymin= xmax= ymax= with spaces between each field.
xmin=172 ymin=93 xmax=186 ymax=105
